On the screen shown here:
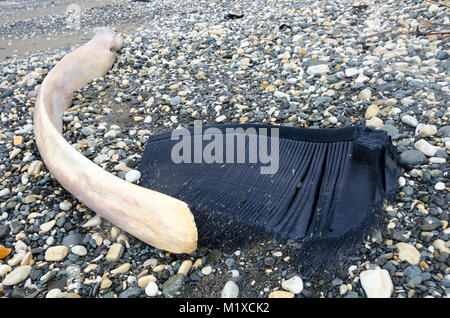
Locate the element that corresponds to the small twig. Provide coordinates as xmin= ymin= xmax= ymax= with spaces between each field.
xmin=425 ymin=0 xmax=450 ymax=9
xmin=440 ymin=34 xmax=450 ymax=40
xmin=359 ymin=28 xmax=398 ymax=40
xmin=421 ymin=20 xmax=450 ymax=27
xmin=407 ymin=26 xmax=450 ymax=36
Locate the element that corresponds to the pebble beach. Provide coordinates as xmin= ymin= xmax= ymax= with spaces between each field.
xmin=0 ymin=0 xmax=449 ymax=299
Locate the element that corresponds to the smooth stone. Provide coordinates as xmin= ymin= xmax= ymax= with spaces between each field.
xmin=399 ymin=150 xmax=426 ymax=165
xmin=366 ymin=117 xmax=383 ymax=129
xmin=401 ymin=115 xmax=418 ymax=127
xmin=396 ymin=243 xmax=421 ymax=265
xmin=380 ymin=124 xmax=399 ymax=137
xmin=360 ymin=269 xmax=393 ymax=298
xmin=281 ymin=275 xmax=303 ymax=294
xmin=39 ymin=220 xmax=56 ymax=233
xmin=345 ymin=68 xmax=359 ymax=77
xmin=306 ymin=64 xmax=330 ymax=76
xmin=365 ymin=104 xmax=379 ymax=119
xmin=100 ymin=278 xmax=112 ymax=289
xmin=59 ymin=201 xmax=72 ymax=211
xmin=433 ymin=239 xmax=450 ymax=253
xmin=0 ymin=188 xmax=10 ymax=197
xmin=62 ymin=233 xmax=83 ymax=247
xmin=45 ymin=246 xmax=69 ymax=262
xmin=111 ymin=263 xmax=131 ymax=275
xmin=177 ymin=260 xmax=192 ymax=276
xmin=221 ymin=280 xmax=239 ymax=298
xmin=435 ymin=182 xmax=446 ymax=191
xmin=0 ymin=264 xmax=12 ymax=275
xmin=359 ymin=88 xmax=372 ymax=101
xmin=82 ymin=214 xmax=102 ymax=228
xmin=145 ymin=281 xmax=159 ymax=297
xmin=46 ymin=288 xmax=66 ymax=298
xmin=125 ymin=170 xmax=141 ymax=183
xmin=27 ymin=160 xmax=43 ymax=176
xmin=71 ymin=245 xmax=87 ymax=256
xmin=138 ymin=275 xmax=156 ymax=288
xmin=416 ymin=124 xmax=437 ymax=137
xmin=201 ymin=266 xmax=212 ymax=275
xmin=2 ymin=265 xmax=31 ymax=286
xmin=106 ymin=243 xmax=124 ymax=262
xmin=269 ymin=290 xmax=294 ymax=298
xmin=437 ymin=126 xmax=450 ymax=137
xmin=119 ymin=287 xmax=142 ymax=298
xmin=415 ymin=139 xmax=440 ymax=157
xmin=162 ymin=273 xmax=185 ymax=298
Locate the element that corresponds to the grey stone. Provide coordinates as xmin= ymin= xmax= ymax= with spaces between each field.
xmin=119 ymin=287 xmax=142 ymax=298
xmin=62 ymin=233 xmax=84 ymax=247
xmin=162 ymin=273 xmax=185 ymax=298
xmin=399 ymin=150 xmax=426 ymax=166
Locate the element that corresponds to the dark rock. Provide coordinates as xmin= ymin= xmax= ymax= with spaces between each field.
xmin=62 ymin=232 xmax=84 ymax=247
xmin=0 ymin=225 xmax=10 ymax=239
xmin=119 ymin=287 xmax=141 ymax=298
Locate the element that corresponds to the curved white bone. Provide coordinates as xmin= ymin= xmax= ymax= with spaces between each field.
xmin=34 ymin=27 xmax=197 ymax=254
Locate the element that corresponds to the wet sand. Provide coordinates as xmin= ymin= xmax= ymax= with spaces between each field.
xmin=0 ymin=0 xmax=145 ymax=61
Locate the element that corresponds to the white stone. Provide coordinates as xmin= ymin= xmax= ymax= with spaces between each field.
xmin=46 ymin=288 xmax=66 ymax=298
xmin=359 ymin=88 xmax=372 ymax=101
xmin=328 ymin=116 xmax=338 ymax=124
xmin=0 ymin=264 xmax=12 ymax=276
xmin=416 ymin=124 xmax=437 ymax=137
xmin=82 ymin=214 xmax=102 ymax=228
xmin=396 ymin=243 xmax=421 ymax=265
xmin=71 ymin=245 xmax=87 ymax=256
xmin=339 ymin=284 xmax=348 ymax=295
xmin=201 ymin=266 xmax=212 ymax=275
xmin=46 ymin=236 xmax=55 ymax=246
xmin=221 ymin=280 xmax=239 ymax=298
xmin=414 ymin=139 xmax=440 ymax=157
xmin=366 ymin=117 xmax=383 ymax=129
xmin=355 ymin=74 xmax=370 ymax=84
xmin=144 ymin=116 xmax=152 ymax=123
xmin=360 ymin=269 xmax=393 ymax=298
xmin=400 ymin=98 xmax=415 ymax=107
xmin=398 ymin=177 xmax=406 ymax=187
xmin=145 ymin=281 xmax=159 ymax=297
xmin=0 ymin=188 xmax=10 ymax=197
xmin=345 ymin=68 xmax=359 ymax=77
xmin=401 ymin=115 xmax=418 ymax=127
xmin=125 ymin=170 xmax=141 ymax=183
xmin=39 ymin=220 xmax=56 ymax=233
xmin=306 ymin=64 xmax=330 ymax=76
xmin=429 ymin=157 xmax=446 ymax=164
xmin=59 ymin=200 xmax=72 ymax=211
xmin=281 ymin=275 xmax=304 ymax=294
xmin=435 ymin=182 xmax=446 ymax=191
xmin=389 ymin=107 xmax=401 ymax=116
xmin=274 ymin=91 xmax=289 ymax=99
xmin=428 ymin=4 xmax=439 ymax=14
xmin=433 ymin=239 xmax=450 ymax=254
xmin=215 ymin=115 xmax=227 ymax=122
xmin=45 ymin=246 xmax=69 ymax=261
xmin=2 ymin=265 xmax=31 ymax=286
